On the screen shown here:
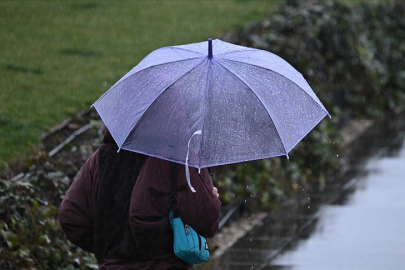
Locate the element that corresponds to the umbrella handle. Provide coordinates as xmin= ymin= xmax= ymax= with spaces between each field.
xmin=185 ymin=130 xmax=202 ymax=193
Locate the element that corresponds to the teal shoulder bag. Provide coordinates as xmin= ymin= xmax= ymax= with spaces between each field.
xmin=168 ymin=163 xmax=210 ymax=264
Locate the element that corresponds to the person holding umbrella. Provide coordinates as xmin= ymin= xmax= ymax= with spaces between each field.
xmin=61 ymin=37 xmax=329 ymax=269
xmin=59 ymin=129 xmax=221 ymax=269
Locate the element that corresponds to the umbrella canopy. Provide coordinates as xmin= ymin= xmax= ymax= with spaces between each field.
xmin=93 ymin=39 xmax=329 ymax=170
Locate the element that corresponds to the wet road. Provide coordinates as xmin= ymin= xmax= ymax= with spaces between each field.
xmin=271 ymin=137 xmax=405 ymax=270
xmin=211 ymin=114 xmax=405 ymax=270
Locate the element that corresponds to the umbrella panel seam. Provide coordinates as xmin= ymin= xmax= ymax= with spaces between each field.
xmin=218 ymin=58 xmax=329 ymax=116
xmin=92 ymin=58 xmax=203 ymax=107
xmin=212 ymin=58 xmax=289 ymax=156
xmin=121 ymin=58 xmax=207 ymax=152
xmin=198 ymin=59 xmax=213 ymax=169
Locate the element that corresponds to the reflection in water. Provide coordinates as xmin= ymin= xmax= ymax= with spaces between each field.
xmin=272 ymin=136 xmax=405 ymax=269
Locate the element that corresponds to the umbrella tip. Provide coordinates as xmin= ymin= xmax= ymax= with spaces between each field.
xmin=208 ymin=38 xmax=213 ymax=59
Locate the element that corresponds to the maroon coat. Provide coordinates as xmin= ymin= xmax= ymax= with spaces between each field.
xmin=60 ymin=135 xmax=221 ymax=269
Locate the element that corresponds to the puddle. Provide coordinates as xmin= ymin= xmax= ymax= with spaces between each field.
xmin=271 ymin=137 xmax=405 ymax=270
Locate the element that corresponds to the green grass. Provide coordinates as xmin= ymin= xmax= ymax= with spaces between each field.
xmin=0 ymin=0 xmax=279 ymax=167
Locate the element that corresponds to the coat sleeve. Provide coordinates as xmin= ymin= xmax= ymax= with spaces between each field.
xmin=59 ymin=149 xmax=100 ymax=253
xmin=175 ymin=163 xmax=221 ymax=238
xmin=129 ymin=157 xmax=221 ymax=238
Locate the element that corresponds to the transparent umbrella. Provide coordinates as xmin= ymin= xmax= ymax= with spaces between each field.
xmin=93 ymin=38 xmax=329 ymax=175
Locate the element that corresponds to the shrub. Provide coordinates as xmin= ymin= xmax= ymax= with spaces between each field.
xmin=216 ymin=0 xmax=405 ymax=209
xmin=0 ymin=158 xmax=97 ymax=269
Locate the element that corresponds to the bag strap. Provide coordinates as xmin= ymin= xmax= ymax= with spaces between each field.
xmin=170 ymin=162 xmax=179 ymax=218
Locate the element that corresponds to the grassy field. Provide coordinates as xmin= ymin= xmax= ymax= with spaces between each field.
xmin=0 ymin=0 xmax=279 ymax=168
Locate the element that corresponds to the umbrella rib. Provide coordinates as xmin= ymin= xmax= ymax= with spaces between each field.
xmin=126 ymin=57 xmax=202 ymax=79
xmin=198 ymin=59 xmax=213 ymax=169
xmin=92 ymin=57 xmax=203 ymax=108
xmin=214 ymin=59 xmax=290 ymax=156
xmin=218 ymin=57 xmax=329 ymax=116
xmin=221 ymin=57 xmax=303 ymax=89
xmin=168 ymin=46 xmax=206 ymax=56
xmin=122 ymin=58 xmax=207 ymax=147
xmin=216 ymin=48 xmax=256 ymax=57
xmin=240 ymin=70 xmax=328 ymax=154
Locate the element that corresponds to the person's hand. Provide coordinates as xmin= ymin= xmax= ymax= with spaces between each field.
xmin=212 ymin=187 xmax=219 ymax=198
